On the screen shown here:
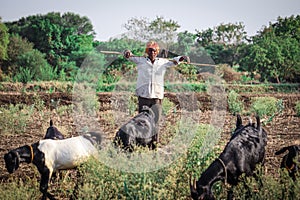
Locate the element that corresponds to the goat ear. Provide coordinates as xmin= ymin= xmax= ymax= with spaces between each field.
xmin=255 ymin=115 xmax=261 ymax=130
xmin=290 ymin=145 xmax=298 ymax=153
xmin=275 ymin=146 xmax=289 ymax=155
xmin=236 ymin=114 xmax=242 ymax=128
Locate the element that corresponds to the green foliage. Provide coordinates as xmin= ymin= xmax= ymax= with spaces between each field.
xmin=239 ymin=15 xmax=300 ymax=83
xmin=5 ymin=12 xmax=95 ymax=80
xmin=233 ymin=168 xmax=300 ymax=200
xmin=76 ymin=157 xmax=189 ymax=199
xmin=0 ymin=104 xmax=34 ymax=135
xmin=0 ymin=177 xmax=40 ymax=199
xmin=123 ymin=16 xmax=180 ymax=44
xmin=186 ymin=124 xmax=221 ymax=177
xmin=0 ymin=100 xmax=299 ymax=199
xmin=165 ymin=82 xmax=207 ymax=92
xmin=15 ymin=49 xmax=52 ymax=82
xmin=171 ymin=31 xmax=196 ymax=55
xmin=228 ymin=90 xmax=244 ymax=114
xmin=2 ymin=34 xmax=34 ymax=76
xmin=250 ymin=97 xmax=281 ymax=118
xmin=0 ymin=20 xmax=9 ymax=60
xmin=2 ymin=13 xmax=300 ymax=84
xmin=295 ymin=101 xmax=300 ymax=116
xmin=162 ymin=97 xmax=176 ymax=115
xmin=13 ymin=67 xmax=34 ymax=83
xmin=38 ymin=65 xmax=58 ymax=81
xmin=175 ymin=64 xmax=198 ymax=81
xmin=196 ymin=22 xmax=248 ymax=66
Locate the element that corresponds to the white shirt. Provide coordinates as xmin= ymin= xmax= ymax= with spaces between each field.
xmin=128 ymin=56 xmax=183 ymax=99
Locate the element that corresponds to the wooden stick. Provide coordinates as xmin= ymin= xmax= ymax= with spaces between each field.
xmin=99 ymin=50 xmax=123 ymax=55
xmin=183 ymin=62 xmax=216 ymax=67
xmin=99 ymin=50 xmax=216 ymax=67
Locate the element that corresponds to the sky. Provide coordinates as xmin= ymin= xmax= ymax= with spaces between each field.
xmin=1 ymin=0 xmax=300 ymax=41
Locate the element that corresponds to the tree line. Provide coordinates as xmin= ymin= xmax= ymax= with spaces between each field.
xmin=0 ymin=12 xmax=299 ymax=83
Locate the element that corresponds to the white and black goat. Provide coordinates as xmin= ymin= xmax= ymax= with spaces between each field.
xmin=190 ymin=115 xmax=267 ymax=200
xmin=43 ymin=120 xmax=64 ymax=140
xmin=113 ymin=105 xmax=157 ymax=151
xmin=275 ymin=145 xmax=300 ymax=181
xmin=4 ymin=132 xmax=102 ymax=200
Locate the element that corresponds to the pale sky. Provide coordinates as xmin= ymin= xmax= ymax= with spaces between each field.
xmin=1 ymin=0 xmax=300 ymax=41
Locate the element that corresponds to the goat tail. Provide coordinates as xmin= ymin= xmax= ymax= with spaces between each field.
xmin=50 ymin=119 xmax=53 ymax=127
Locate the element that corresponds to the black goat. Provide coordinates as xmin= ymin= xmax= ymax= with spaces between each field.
xmin=43 ymin=120 xmax=64 ymax=140
xmin=275 ymin=145 xmax=300 ymax=181
xmin=4 ymin=132 xmax=102 ymax=200
xmin=190 ymin=115 xmax=267 ymax=200
xmin=113 ymin=105 xmax=157 ymax=151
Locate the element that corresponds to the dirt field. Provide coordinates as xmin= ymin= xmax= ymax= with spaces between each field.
xmin=0 ymin=91 xmax=300 ymax=192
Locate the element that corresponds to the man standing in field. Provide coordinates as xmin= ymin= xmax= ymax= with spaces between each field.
xmin=123 ymin=41 xmax=190 ymax=144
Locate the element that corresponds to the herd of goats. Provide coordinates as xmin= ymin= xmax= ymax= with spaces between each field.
xmin=3 ymin=105 xmax=300 ymax=200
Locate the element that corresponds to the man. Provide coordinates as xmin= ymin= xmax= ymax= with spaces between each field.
xmin=124 ymin=41 xmax=190 ymax=144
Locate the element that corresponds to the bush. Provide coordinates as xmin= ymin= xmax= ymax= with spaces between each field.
xmin=250 ymin=97 xmax=282 ymax=118
xmin=13 ymin=67 xmax=34 ymax=83
xmin=0 ymin=103 xmax=34 ymax=135
xmin=162 ymin=97 xmax=176 ymax=115
xmin=295 ymin=101 xmax=300 ymax=116
xmin=227 ymin=90 xmax=244 ymax=114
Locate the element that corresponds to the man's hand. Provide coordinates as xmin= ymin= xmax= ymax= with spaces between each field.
xmin=179 ymin=56 xmax=190 ymax=63
xmin=123 ymin=50 xmax=132 ymax=58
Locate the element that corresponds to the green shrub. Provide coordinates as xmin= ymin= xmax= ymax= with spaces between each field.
xmin=0 ymin=177 xmax=40 ymax=199
xmin=227 ymin=90 xmax=244 ymax=114
xmin=13 ymin=67 xmax=34 ymax=83
xmin=0 ymin=103 xmax=34 ymax=135
xmin=250 ymin=97 xmax=281 ymax=118
xmin=186 ymin=124 xmax=221 ymax=177
xmin=295 ymin=101 xmax=300 ymax=116
xmin=162 ymin=97 xmax=176 ymax=115
xmin=37 ymin=65 xmax=58 ymax=81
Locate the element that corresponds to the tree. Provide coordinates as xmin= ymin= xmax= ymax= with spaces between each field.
xmin=5 ymin=12 xmax=95 ymax=70
xmin=195 ymin=22 xmax=248 ymax=66
xmin=266 ymin=15 xmax=300 ymax=42
xmin=2 ymin=34 xmax=35 ymax=74
xmin=171 ymin=31 xmax=196 ymax=55
xmin=239 ymin=15 xmax=300 ymax=83
xmin=123 ymin=16 xmax=180 ymax=49
xmin=0 ymin=18 xmax=9 ymax=61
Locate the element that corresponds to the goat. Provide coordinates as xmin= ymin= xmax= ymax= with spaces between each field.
xmin=4 ymin=132 xmax=102 ymax=200
xmin=275 ymin=145 xmax=300 ymax=181
xmin=43 ymin=120 xmax=64 ymax=140
xmin=190 ymin=115 xmax=267 ymax=200
xmin=113 ymin=105 xmax=157 ymax=151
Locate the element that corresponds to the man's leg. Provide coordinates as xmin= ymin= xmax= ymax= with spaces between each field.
xmin=138 ymin=97 xmax=162 ymax=145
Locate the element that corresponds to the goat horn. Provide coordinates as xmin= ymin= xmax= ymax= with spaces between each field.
xmin=247 ymin=116 xmax=252 ymax=125
xmin=189 ymin=175 xmax=197 ymax=190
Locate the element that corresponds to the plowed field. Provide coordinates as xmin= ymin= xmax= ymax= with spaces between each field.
xmin=0 ymin=91 xmax=299 ymax=198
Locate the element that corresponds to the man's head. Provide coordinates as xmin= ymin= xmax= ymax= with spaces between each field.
xmin=145 ymin=41 xmax=159 ymax=61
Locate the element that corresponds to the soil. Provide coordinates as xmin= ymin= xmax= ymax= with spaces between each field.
xmin=0 ymin=91 xmax=300 ymax=196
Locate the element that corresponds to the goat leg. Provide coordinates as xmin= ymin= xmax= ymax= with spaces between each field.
xmin=39 ymin=169 xmax=51 ymax=200
xmin=46 ymin=192 xmax=56 ymax=200
xmin=226 ymin=187 xmax=234 ymax=200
